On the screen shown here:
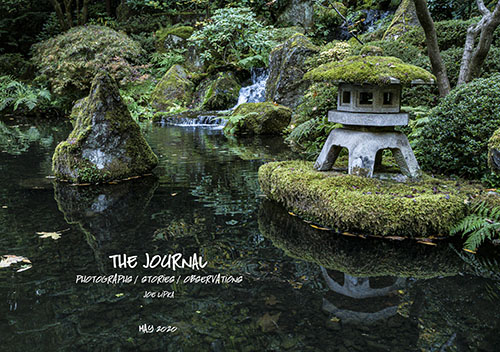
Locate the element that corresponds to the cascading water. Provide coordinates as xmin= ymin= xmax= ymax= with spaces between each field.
xmin=233 ymin=68 xmax=269 ymax=108
xmin=161 ymin=68 xmax=269 ymax=128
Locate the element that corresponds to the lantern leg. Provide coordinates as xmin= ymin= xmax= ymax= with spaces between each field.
xmin=314 ymin=130 xmax=343 ymax=171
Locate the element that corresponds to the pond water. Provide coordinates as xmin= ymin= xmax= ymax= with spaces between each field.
xmin=1 ymin=118 xmax=500 ymax=352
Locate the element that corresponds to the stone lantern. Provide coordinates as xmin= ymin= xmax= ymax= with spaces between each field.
xmin=305 ymin=56 xmax=435 ymax=178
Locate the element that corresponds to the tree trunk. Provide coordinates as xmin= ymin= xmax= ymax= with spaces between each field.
xmin=106 ymin=0 xmax=112 ymax=17
xmin=458 ymin=0 xmax=500 ymax=85
xmin=413 ymin=0 xmax=451 ymax=96
xmin=49 ymin=0 xmax=70 ymax=31
xmin=63 ymin=0 xmax=73 ymax=29
xmin=82 ymin=0 xmax=89 ymax=24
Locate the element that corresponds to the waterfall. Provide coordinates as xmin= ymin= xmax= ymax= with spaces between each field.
xmin=233 ymin=68 xmax=269 ymax=108
xmin=160 ymin=113 xmax=226 ymax=128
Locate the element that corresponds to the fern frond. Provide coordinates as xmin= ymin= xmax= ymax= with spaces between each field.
xmin=452 ymin=202 xmax=500 ymax=250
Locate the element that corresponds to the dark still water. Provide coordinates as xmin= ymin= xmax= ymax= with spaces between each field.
xmin=1 ymin=118 xmax=500 ymax=352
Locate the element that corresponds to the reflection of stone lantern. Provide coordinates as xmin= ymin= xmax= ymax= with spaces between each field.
xmin=306 ymin=56 xmax=435 ymax=178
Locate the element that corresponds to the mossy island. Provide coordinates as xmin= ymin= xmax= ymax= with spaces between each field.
xmin=258 ymin=160 xmax=494 ymax=238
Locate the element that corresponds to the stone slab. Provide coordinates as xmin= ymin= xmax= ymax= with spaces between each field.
xmin=329 ymin=111 xmax=409 ymax=127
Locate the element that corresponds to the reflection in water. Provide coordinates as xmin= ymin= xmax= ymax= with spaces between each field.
xmin=321 ymin=267 xmax=404 ymax=324
xmin=259 ymin=200 xmax=500 ymax=351
xmin=54 ymin=177 xmax=159 ymax=272
xmin=2 ymin=119 xmax=500 ymax=351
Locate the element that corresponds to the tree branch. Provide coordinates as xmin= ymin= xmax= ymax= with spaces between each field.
xmin=459 ymin=0 xmax=500 ymax=84
xmin=477 ymin=0 xmax=490 ymax=16
xmin=413 ymin=0 xmax=451 ymax=96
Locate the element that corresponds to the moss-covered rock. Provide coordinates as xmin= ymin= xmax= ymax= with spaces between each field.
xmin=359 ymin=45 xmax=384 ymax=56
xmin=383 ymin=0 xmax=419 ymax=40
xmin=155 ymin=25 xmax=194 ymax=52
xmin=258 ymin=160 xmax=486 ymax=238
xmin=305 ymin=55 xmax=435 ymax=85
xmin=258 ymin=200 xmax=464 ymax=278
xmin=277 ymin=0 xmax=314 ymax=32
xmin=52 ymin=72 xmax=158 ymax=184
xmin=150 ymin=64 xmax=194 ymax=111
xmin=224 ymin=102 xmax=292 ymax=136
xmin=194 ymin=72 xmax=241 ymax=110
xmin=266 ymin=33 xmax=320 ymax=108
xmin=489 ymin=128 xmax=500 ymax=174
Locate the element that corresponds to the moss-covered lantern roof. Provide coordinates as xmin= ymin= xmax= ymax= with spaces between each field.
xmin=305 ymin=55 xmax=436 ymax=86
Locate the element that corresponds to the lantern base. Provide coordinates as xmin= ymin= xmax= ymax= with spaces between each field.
xmin=314 ymin=128 xmax=421 ymax=178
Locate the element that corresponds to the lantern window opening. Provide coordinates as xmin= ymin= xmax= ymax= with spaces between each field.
xmin=383 ymin=92 xmax=393 ymax=105
xmin=359 ymin=92 xmax=373 ymax=105
xmin=342 ymin=90 xmax=351 ymax=105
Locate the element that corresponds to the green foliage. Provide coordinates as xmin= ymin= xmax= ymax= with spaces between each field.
xmin=188 ymin=7 xmax=276 ymax=68
xmin=305 ymin=55 xmax=435 ymax=85
xmin=150 ymin=50 xmax=186 ymax=77
xmin=404 ymin=105 xmax=431 ymax=137
xmin=312 ymin=2 xmax=344 ymax=42
xmin=352 ymin=40 xmax=425 ymax=66
xmin=0 ymin=53 xmax=32 ymax=80
xmin=0 ymin=76 xmax=51 ymax=113
xmin=399 ymin=18 xmax=500 ymax=51
xmin=285 ymin=82 xmax=338 ymax=157
xmin=451 ymin=202 xmax=500 ymax=250
xmin=305 ymin=41 xmax=352 ymax=69
xmin=120 ymin=80 xmax=156 ymax=121
xmin=31 ymin=25 xmax=146 ymax=101
xmin=415 ymin=74 xmax=500 ymax=180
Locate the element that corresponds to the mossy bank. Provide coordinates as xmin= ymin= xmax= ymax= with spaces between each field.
xmin=258 ymin=160 xmax=487 ymax=238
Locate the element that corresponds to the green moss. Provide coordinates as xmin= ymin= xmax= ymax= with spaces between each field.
xmin=305 ymin=55 xmax=436 ymax=86
xmin=258 ymin=160 xmax=487 ymax=238
xmin=489 ymin=128 xmax=500 ymax=174
xmin=383 ymin=0 xmax=418 ymax=39
xmin=156 ymin=26 xmax=194 ymax=41
xmin=359 ymin=45 xmax=384 ymax=56
xmin=151 ymin=64 xmax=194 ymax=111
xmin=52 ymin=72 xmax=158 ymax=184
xmin=198 ymin=72 xmax=241 ymax=110
xmin=223 ymin=102 xmax=292 ymax=136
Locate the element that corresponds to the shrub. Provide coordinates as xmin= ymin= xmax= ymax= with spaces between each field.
xmin=415 ymin=74 xmax=500 ymax=180
xmin=305 ymin=41 xmax=352 ymax=69
xmin=188 ymin=7 xmax=276 ymax=68
xmin=351 ymin=40 xmax=425 ymax=66
xmin=286 ymin=82 xmax=339 ymax=157
xmin=0 ymin=53 xmax=32 ymax=80
xmin=31 ymin=25 xmax=146 ymax=101
xmin=399 ymin=18 xmax=500 ymax=51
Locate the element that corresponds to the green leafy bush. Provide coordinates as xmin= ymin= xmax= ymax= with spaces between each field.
xmin=0 ymin=53 xmax=32 ymax=79
xmin=188 ymin=7 xmax=276 ymax=68
xmin=0 ymin=76 xmax=51 ymax=113
xmin=351 ymin=40 xmax=425 ymax=66
xmin=150 ymin=50 xmax=186 ymax=77
xmin=410 ymin=46 xmax=500 ymax=87
xmin=415 ymin=74 xmax=500 ymax=180
xmin=399 ymin=18 xmax=500 ymax=51
xmin=286 ymin=82 xmax=339 ymax=157
xmin=120 ymin=80 xmax=156 ymax=121
xmin=31 ymin=25 xmax=146 ymax=100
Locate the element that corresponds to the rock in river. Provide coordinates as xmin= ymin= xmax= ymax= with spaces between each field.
xmin=52 ymin=71 xmax=158 ymax=183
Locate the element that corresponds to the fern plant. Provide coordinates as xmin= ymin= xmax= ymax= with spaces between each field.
xmin=451 ymin=201 xmax=500 ymax=250
xmin=0 ymin=76 xmax=51 ymax=113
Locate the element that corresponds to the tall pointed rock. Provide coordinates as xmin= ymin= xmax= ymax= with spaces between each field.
xmin=52 ymin=71 xmax=158 ymax=183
